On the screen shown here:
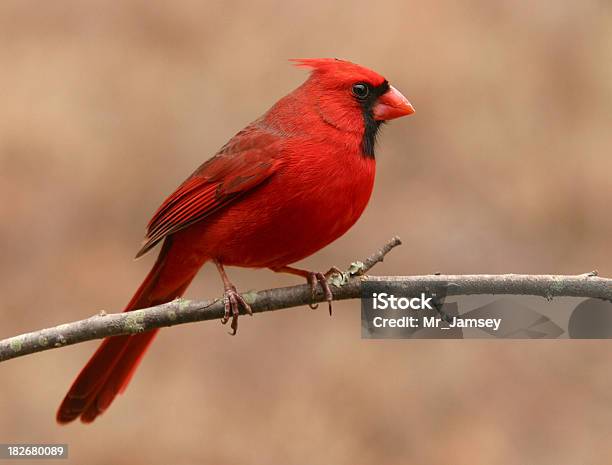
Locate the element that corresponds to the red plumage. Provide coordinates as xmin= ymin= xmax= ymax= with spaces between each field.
xmin=57 ymin=58 xmax=414 ymax=423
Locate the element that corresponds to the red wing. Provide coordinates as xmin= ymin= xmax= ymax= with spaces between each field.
xmin=135 ymin=128 xmax=283 ymax=258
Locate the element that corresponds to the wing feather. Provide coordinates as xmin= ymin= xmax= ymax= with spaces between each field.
xmin=135 ymin=128 xmax=283 ymax=258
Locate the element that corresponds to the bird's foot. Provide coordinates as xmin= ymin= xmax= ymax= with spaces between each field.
xmin=271 ymin=266 xmax=342 ymax=315
xmin=306 ymin=272 xmax=334 ymax=314
xmin=220 ymin=285 xmax=253 ymax=335
xmin=271 ymin=265 xmax=340 ymax=315
xmin=308 ymin=267 xmax=344 ymax=314
xmin=214 ymin=260 xmax=253 ymax=335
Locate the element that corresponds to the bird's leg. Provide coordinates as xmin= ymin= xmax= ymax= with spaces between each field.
xmin=214 ymin=260 xmax=252 ymax=335
xmin=271 ymin=265 xmax=340 ymax=315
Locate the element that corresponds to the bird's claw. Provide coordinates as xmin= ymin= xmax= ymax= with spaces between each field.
xmin=221 ymin=286 xmax=252 ymax=335
xmin=307 ymin=272 xmax=334 ymax=315
xmin=324 ymin=266 xmax=343 ymax=279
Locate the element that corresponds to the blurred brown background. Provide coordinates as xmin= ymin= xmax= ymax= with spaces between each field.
xmin=1 ymin=1 xmax=612 ymax=463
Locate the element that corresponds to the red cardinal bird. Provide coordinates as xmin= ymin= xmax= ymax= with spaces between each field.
xmin=57 ymin=58 xmax=414 ymax=423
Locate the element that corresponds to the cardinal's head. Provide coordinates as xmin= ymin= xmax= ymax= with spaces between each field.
xmin=288 ymin=58 xmax=414 ymax=156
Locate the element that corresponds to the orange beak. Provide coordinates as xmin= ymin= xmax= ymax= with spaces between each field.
xmin=372 ymin=85 xmax=415 ymax=121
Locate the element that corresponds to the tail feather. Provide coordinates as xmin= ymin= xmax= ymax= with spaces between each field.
xmin=57 ymin=238 xmax=203 ymax=424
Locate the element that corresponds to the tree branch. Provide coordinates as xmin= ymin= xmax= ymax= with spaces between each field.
xmin=1 ymin=237 xmax=611 ymax=363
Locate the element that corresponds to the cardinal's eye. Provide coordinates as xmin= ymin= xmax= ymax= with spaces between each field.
xmin=352 ymin=83 xmax=370 ymax=99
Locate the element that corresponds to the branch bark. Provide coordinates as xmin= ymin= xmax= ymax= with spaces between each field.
xmin=1 ymin=237 xmax=611 ymax=363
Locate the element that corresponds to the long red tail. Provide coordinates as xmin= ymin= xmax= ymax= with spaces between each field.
xmin=57 ymin=238 xmax=203 ymax=424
